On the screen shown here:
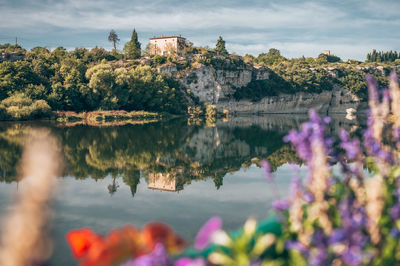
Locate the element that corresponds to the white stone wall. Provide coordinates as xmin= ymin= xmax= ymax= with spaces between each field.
xmin=150 ymin=37 xmax=183 ymax=56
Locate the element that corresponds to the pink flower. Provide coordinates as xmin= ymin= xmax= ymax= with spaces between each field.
xmin=174 ymin=257 xmax=206 ymax=266
xmin=194 ymin=216 xmax=222 ymax=250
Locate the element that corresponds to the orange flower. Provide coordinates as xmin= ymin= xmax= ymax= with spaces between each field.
xmin=66 ymin=223 xmax=186 ymax=266
xmin=66 ymin=228 xmax=102 ymax=259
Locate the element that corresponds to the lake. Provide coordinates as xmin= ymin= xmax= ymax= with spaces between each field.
xmin=0 ymin=114 xmax=363 ymax=265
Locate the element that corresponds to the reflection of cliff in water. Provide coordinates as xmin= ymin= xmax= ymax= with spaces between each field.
xmin=0 ymin=114 xmax=364 ymax=195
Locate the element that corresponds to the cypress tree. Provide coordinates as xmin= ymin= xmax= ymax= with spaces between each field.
xmin=215 ymin=36 xmax=228 ymax=55
xmin=124 ymin=29 xmax=141 ymax=59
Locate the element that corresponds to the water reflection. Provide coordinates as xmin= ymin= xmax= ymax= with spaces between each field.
xmin=0 ymin=114 xmax=363 ymax=194
xmin=0 ymin=114 xmax=365 ymax=265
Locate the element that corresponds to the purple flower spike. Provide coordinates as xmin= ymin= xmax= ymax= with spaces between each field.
xmin=261 ymin=160 xmax=273 ymax=181
xmin=390 ymin=204 xmax=400 ymax=220
xmin=342 ymin=248 xmax=363 ymax=266
xmin=323 ymin=117 xmax=331 ymax=124
xmin=286 ymin=241 xmax=308 ymax=255
xmin=272 ymin=199 xmax=290 ymax=211
xmin=391 ymin=71 xmax=399 ymax=84
xmin=174 ymin=258 xmax=206 ymax=266
xmin=390 ymin=228 xmax=400 ymax=238
xmin=194 ymin=216 xmax=222 ymax=250
xmin=366 ymin=74 xmax=379 ymax=104
xmin=303 ymin=192 xmax=314 ymax=202
xmin=339 ymin=128 xmax=361 ymax=160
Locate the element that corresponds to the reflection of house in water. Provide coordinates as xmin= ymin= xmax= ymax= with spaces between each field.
xmin=148 ymin=173 xmax=177 ymax=192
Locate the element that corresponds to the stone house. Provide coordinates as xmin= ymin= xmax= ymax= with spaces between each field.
xmin=149 ymin=36 xmax=189 ymax=56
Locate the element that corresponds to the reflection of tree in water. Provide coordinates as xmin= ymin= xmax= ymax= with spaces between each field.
xmin=0 ymin=116 xmax=361 ymax=195
xmin=107 ymin=176 xmax=119 ymax=195
xmin=123 ymin=170 xmax=141 ymax=197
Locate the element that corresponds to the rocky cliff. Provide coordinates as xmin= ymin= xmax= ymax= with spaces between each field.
xmin=217 ymin=84 xmax=364 ymax=115
xmin=157 ymin=61 xmax=366 ymax=115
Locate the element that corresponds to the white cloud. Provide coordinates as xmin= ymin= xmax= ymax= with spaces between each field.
xmin=0 ymin=2 xmax=348 ymax=31
xmin=0 ymin=0 xmax=399 ymax=60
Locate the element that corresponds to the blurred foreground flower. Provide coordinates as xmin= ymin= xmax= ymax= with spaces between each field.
xmin=67 ymin=223 xmax=185 ymax=266
xmin=0 ymin=129 xmax=62 ymax=266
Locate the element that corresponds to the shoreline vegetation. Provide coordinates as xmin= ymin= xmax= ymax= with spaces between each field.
xmin=54 ymin=110 xmax=163 ymax=127
xmin=1 ymin=33 xmax=400 ymax=122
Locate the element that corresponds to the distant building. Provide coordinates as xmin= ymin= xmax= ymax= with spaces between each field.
xmin=149 ymin=36 xmax=188 ymax=56
xmin=323 ymin=50 xmax=331 ymax=55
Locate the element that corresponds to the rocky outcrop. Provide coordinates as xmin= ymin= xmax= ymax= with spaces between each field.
xmin=0 ymin=52 xmax=25 ymax=62
xmin=180 ymin=63 xmax=270 ymax=103
xmin=175 ymin=63 xmax=365 ymax=115
xmin=216 ymin=84 xmax=363 ymax=115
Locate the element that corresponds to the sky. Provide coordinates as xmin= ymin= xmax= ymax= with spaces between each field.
xmin=0 ymin=0 xmax=399 ymax=60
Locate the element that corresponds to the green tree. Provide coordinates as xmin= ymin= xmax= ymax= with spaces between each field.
xmin=108 ymin=29 xmax=120 ymax=51
xmin=123 ymin=29 xmax=141 ymax=59
xmin=215 ymin=36 xmax=228 ymax=55
xmin=257 ymin=48 xmax=286 ymax=65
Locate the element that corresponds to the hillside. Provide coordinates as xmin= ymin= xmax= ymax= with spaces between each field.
xmin=0 ymin=43 xmax=398 ymax=120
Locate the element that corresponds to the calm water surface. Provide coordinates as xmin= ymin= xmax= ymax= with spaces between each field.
xmin=0 ymin=115 xmax=363 ymax=265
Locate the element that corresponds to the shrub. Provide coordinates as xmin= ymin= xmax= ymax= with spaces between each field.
xmin=1 ymin=93 xmax=52 ymax=120
xmin=153 ymin=55 xmax=167 ymax=65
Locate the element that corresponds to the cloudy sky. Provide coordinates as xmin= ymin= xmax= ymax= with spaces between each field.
xmin=0 ymin=0 xmax=399 ymax=60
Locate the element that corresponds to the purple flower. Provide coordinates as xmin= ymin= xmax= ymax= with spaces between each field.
xmin=122 ymin=244 xmax=171 ymax=266
xmin=303 ymin=192 xmax=314 ymax=202
xmin=194 ymin=216 xmax=222 ymax=250
xmin=323 ymin=117 xmax=331 ymax=124
xmin=366 ymin=74 xmax=379 ymax=105
xmin=290 ymin=177 xmax=302 ymax=196
xmin=329 ymin=229 xmax=346 ymax=244
xmin=363 ymin=128 xmax=394 ymax=163
xmin=286 ymin=241 xmax=309 ymax=255
xmin=174 ymin=258 xmax=206 ymax=266
xmin=310 ymin=247 xmax=328 ymax=266
xmin=390 ymin=204 xmax=400 ymax=220
xmin=261 ymin=160 xmax=272 ymax=181
xmin=272 ymin=199 xmax=290 ymax=211
xmin=339 ymin=128 xmax=361 ymax=160
xmin=390 ymin=228 xmax=400 ymax=238
xmin=395 ymin=128 xmax=400 ymax=142
xmin=342 ymin=247 xmax=363 ymax=266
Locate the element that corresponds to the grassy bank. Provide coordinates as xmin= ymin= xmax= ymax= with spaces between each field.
xmin=54 ymin=110 xmax=163 ymax=127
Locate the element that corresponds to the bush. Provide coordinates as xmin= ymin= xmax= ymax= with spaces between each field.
xmin=1 ymin=93 xmax=52 ymax=120
xmin=153 ymin=55 xmax=167 ymax=65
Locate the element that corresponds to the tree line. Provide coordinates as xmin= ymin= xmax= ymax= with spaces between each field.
xmin=367 ymin=49 xmax=400 ymax=63
xmin=1 ymin=28 xmax=399 ymax=120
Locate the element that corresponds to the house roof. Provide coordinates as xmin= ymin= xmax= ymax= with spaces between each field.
xmin=150 ymin=36 xmax=185 ymax=40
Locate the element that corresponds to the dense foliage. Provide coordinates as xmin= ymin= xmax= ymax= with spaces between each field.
xmin=367 ymin=49 xmax=400 ymax=62
xmin=0 ymin=44 xmax=189 ymax=118
xmin=1 ymin=42 xmax=400 ymax=119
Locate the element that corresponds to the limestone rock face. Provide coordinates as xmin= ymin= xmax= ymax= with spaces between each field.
xmin=156 ymin=64 xmax=178 ymax=77
xmin=216 ymin=85 xmax=364 ymax=115
xmin=176 ymin=63 xmax=366 ymax=114
xmin=180 ymin=63 xmax=270 ymax=104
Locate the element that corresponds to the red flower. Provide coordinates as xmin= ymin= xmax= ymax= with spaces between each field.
xmin=66 ymin=228 xmax=102 ymax=259
xmin=66 ymin=223 xmax=186 ymax=266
